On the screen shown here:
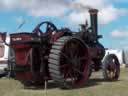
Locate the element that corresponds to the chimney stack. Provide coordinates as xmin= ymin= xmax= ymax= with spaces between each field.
xmin=89 ymin=9 xmax=98 ymax=37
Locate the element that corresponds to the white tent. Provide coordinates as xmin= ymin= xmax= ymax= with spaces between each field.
xmin=105 ymin=49 xmax=124 ymax=64
xmin=122 ymin=50 xmax=128 ymax=67
xmin=0 ymin=37 xmax=10 ymax=70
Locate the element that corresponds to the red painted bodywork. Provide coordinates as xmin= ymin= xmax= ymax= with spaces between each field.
xmin=10 ymin=33 xmax=34 ymax=81
xmin=9 ymin=31 xmax=64 ymax=82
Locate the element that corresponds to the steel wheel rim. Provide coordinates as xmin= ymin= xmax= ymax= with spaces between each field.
xmin=60 ymin=38 xmax=90 ymax=87
xmin=106 ymin=57 xmax=120 ymax=80
xmin=103 ymin=54 xmax=120 ymax=81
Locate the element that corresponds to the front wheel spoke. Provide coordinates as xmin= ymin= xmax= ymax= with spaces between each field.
xmin=107 ymin=70 xmax=115 ymax=79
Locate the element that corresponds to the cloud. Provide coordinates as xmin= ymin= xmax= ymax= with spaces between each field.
xmin=0 ymin=0 xmax=70 ymax=17
xmin=0 ymin=0 xmax=18 ymax=9
xmin=70 ymin=2 xmax=93 ymax=11
xmin=66 ymin=0 xmax=128 ymax=25
xmin=67 ymin=12 xmax=89 ymax=25
xmin=110 ymin=27 xmax=128 ymax=38
xmin=22 ymin=0 xmax=69 ymax=17
xmin=0 ymin=0 xmax=127 ymax=25
xmin=71 ymin=0 xmax=108 ymax=9
xmin=99 ymin=6 xmax=128 ymax=24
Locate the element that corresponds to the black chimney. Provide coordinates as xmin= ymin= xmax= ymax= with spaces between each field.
xmin=89 ymin=9 xmax=98 ymax=37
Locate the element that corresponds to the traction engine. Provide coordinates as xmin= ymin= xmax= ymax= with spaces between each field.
xmin=0 ymin=9 xmax=120 ymax=88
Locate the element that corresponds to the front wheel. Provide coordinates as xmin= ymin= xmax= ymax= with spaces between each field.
xmin=102 ymin=54 xmax=120 ymax=81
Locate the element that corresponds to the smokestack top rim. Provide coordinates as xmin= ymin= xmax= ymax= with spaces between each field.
xmin=89 ymin=9 xmax=98 ymax=14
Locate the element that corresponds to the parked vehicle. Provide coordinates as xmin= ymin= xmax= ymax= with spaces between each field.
xmin=0 ymin=37 xmax=9 ymax=77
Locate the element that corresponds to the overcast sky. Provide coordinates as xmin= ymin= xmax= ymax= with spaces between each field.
xmin=0 ymin=0 xmax=128 ymax=49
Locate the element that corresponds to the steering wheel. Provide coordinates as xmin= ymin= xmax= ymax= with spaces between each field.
xmin=33 ymin=21 xmax=57 ymax=35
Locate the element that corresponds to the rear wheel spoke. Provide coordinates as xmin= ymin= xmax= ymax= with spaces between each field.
xmin=79 ymin=56 xmax=88 ymax=61
xmin=60 ymin=64 xmax=69 ymax=68
xmin=61 ymin=53 xmax=72 ymax=64
xmin=64 ymin=69 xmax=71 ymax=78
xmin=72 ymin=67 xmax=83 ymax=76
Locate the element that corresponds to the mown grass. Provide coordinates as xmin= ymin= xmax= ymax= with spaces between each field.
xmin=0 ymin=68 xmax=128 ymax=96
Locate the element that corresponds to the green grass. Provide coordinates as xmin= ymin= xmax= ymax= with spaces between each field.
xmin=0 ymin=69 xmax=128 ymax=96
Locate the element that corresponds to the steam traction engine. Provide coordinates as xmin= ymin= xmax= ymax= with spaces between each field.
xmin=0 ymin=9 xmax=120 ymax=88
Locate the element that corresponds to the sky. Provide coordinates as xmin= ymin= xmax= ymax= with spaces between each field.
xmin=0 ymin=0 xmax=128 ymax=49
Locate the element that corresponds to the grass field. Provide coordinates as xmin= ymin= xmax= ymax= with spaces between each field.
xmin=0 ymin=68 xmax=128 ymax=96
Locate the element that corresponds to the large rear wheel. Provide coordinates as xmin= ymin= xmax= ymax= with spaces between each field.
xmin=49 ymin=36 xmax=91 ymax=88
